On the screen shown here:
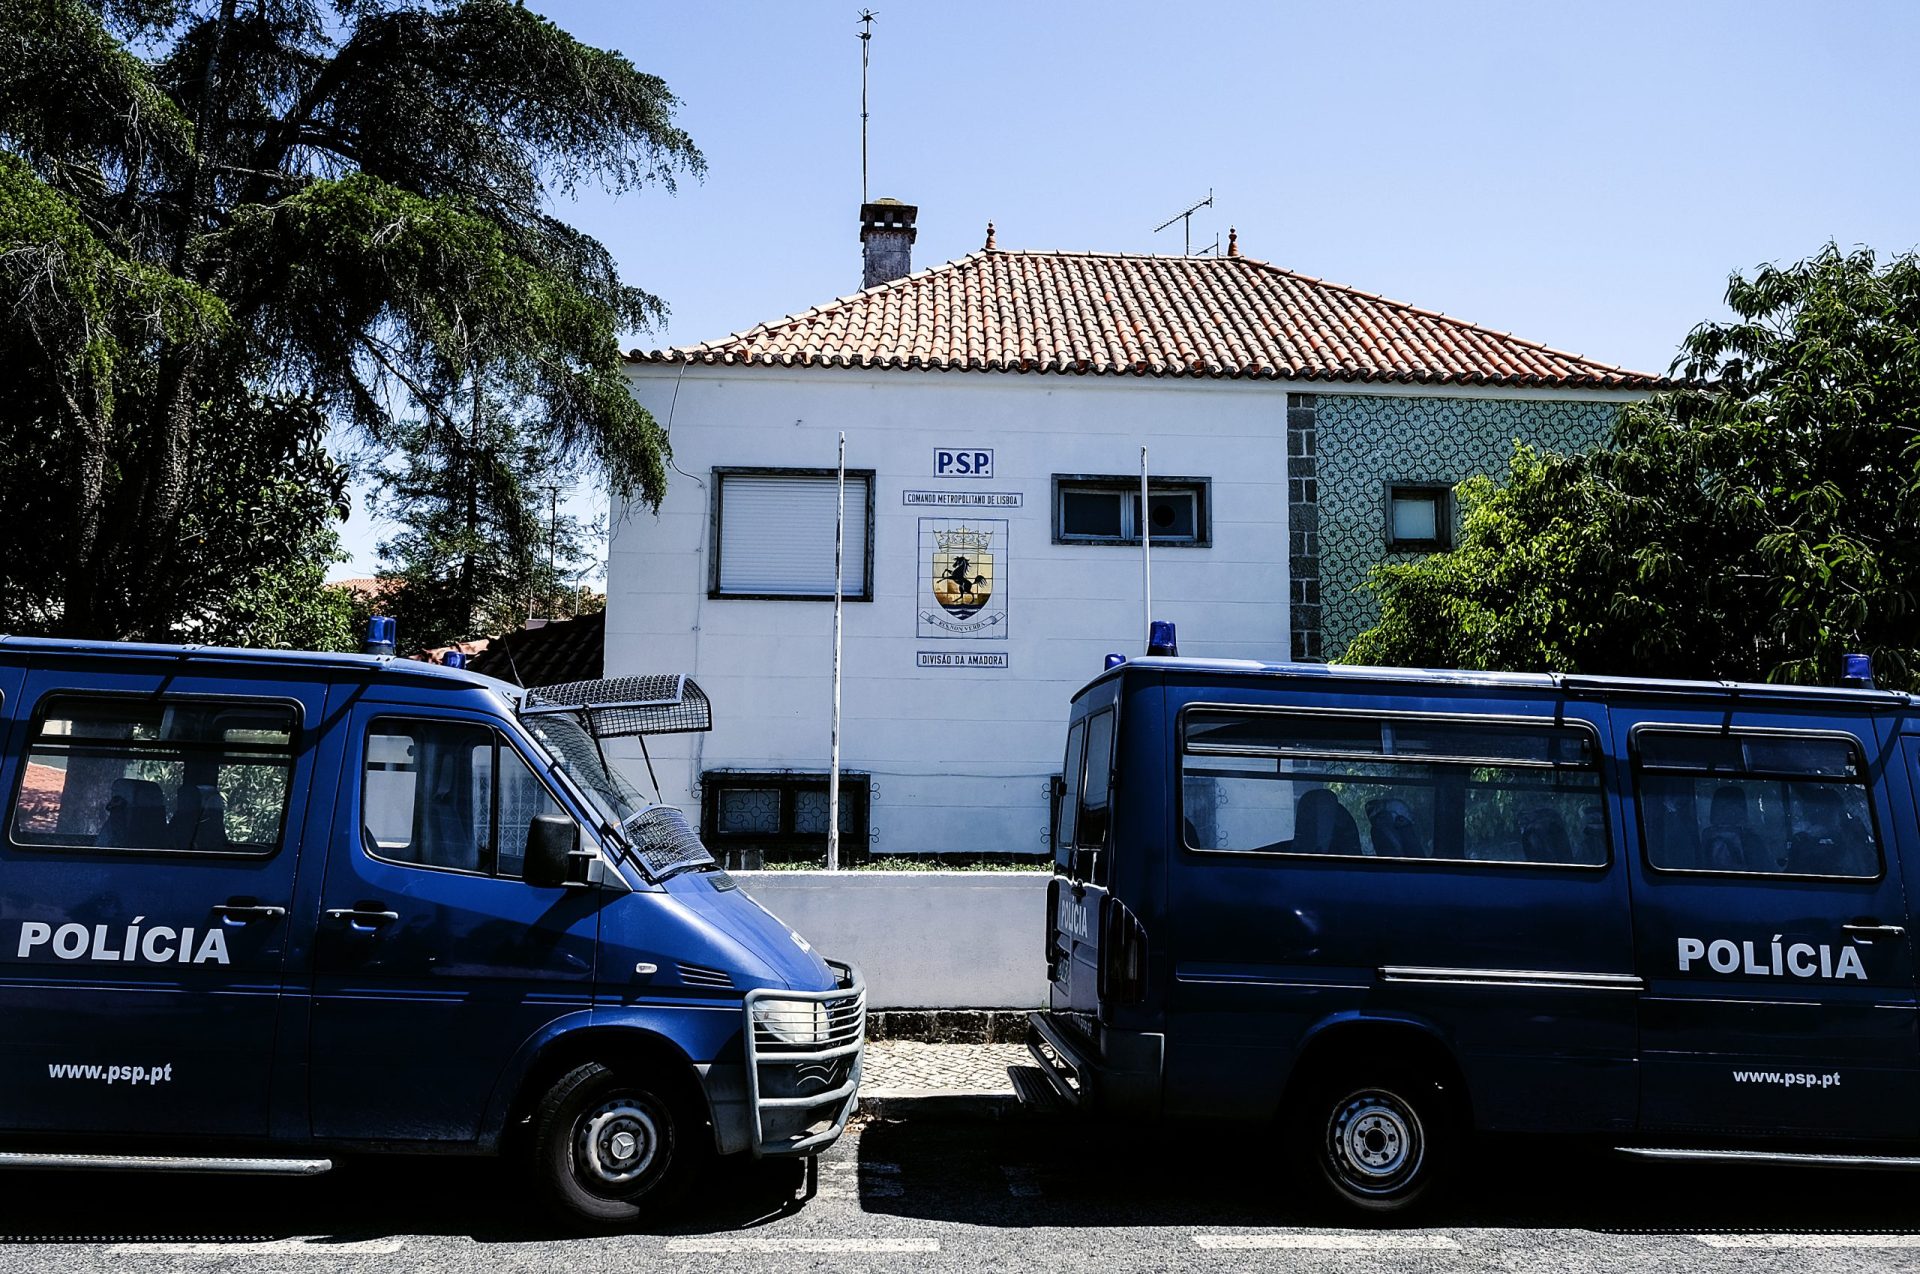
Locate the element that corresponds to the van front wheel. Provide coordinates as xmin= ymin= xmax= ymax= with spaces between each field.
xmin=530 ymin=1062 xmax=681 ymax=1228
xmin=1296 ymin=1069 xmax=1450 ymax=1217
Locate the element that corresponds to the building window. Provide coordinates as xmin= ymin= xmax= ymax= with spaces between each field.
xmin=701 ymin=771 xmax=871 ymax=865
xmin=1385 ymin=484 xmax=1452 ymax=550
xmin=1053 ymin=475 xmax=1210 ymax=546
xmin=711 ymin=467 xmax=875 ymax=600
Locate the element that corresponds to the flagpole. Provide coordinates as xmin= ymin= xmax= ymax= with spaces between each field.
xmin=1141 ymin=446 xmax=1152 ymax=645
xmin=828 ymin=432 xmax=846 ymax=872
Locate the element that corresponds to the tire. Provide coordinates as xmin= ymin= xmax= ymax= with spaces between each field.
xmin=1293 ymin=1066 xmax=1453 ymax=1218
xmin=528 ymin=1061 xmax=683 ymax=1229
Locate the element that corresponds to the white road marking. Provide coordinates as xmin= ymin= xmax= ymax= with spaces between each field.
xmin=1193 ymin=1232 xmax=1461 ymax=1251
xmin=110 ymin=1238 xmax=406 ymax=1256
xmin=1695 ymin=1234 xmax=1920 ymax=1249
xmin=667 ymin=1238 xmax=938 ymax=1254
xmin=1002 ymin=1165 xmax=1043 ymax=1197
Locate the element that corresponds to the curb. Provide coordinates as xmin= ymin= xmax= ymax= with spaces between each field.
xmin=857 ymin=1091 xmax=1025 ymax=1121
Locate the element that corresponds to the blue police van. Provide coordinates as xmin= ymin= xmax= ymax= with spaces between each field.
xmin=0 ymin=629 xmax=862 ymax=1226
xmin=1027 ymin=643 xmax=1920 ymax=1214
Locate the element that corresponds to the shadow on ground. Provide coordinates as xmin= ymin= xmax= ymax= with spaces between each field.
xmin=0 ymin=1115 xmax=1914 ymax=1243
xmin=0 ymin=1151 xmax=811 ymax=1245
xmin=855 ymin=1112 xmax=1920 ymax=1234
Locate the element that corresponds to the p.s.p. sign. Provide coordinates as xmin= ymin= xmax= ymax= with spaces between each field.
xmin=933 ymin=448 xmax=993 ymax=479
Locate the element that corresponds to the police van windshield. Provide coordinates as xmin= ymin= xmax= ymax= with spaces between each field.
xmin=520 ymin=713 xmax=646 ymax=830
xmin=518 ymin=712 xmax=719 ymax=882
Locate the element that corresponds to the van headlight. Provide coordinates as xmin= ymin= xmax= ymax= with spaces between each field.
xmin=752 ymin=999 xmax=831 ymax=1046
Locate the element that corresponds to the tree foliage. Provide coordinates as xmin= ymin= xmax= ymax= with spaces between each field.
xmin=1 ymin=0 xmax=698 ymax=642
xmin=372 ymin=387 xmax=597 ymax=650
xmin=1346 ymin=245 xmax=1920 ymax=689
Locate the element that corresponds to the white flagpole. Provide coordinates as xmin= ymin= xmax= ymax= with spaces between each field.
xmin=1141 ymin=445 xmax=1153 ymax=645
xmin=828 ymin=432 xmax=846 ymax=872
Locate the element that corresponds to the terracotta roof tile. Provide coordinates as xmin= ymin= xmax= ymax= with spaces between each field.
xmin=629 ymin=249 xmax=1663 ymax=389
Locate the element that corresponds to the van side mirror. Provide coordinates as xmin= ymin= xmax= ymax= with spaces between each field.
xmin=525 ymin=814 xmax=583 ymax=889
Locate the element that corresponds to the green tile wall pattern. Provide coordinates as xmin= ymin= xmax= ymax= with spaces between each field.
xmin=1300 ymin=393 xmax=1620 ymax=659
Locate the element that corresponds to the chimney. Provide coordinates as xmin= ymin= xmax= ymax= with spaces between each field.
xmin=860 ymin=198 xmax=917 ymax=288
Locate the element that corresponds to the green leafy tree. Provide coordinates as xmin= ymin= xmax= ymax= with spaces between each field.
xmin=372 ymin=387 xmax=597 ymax=649
xmin=1346 ymin=245 xmax=1920 ymax=689
xmin=1 ymin=0 xmax=697 ymax=642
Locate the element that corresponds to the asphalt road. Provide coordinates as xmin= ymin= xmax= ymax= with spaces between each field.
xmin=0 ymin=1114 xmax=1916 ymax=1272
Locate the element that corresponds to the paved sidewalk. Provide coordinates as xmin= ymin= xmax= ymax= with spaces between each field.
xmin=859 ymin=1041 xmax=1029 ymax=1119
xmin=863 ymin=1040 xmax=1026 ymax=1095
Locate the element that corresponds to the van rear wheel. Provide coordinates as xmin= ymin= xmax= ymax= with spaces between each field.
xmin=530 ymin=1062 xmax=681 ymax=1228
xmin=1294 ymin=1067 xmax=1451 ymax=1217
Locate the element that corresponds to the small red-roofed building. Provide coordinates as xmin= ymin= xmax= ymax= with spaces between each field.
xmin=610 ymin=205 xmax=1664 ymax=862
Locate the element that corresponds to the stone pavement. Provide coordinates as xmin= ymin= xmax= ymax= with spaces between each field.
xmin=861 ymin=1040 xmax=1026 ymax=1096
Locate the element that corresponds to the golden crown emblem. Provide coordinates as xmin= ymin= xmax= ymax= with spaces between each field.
xmin=933 ymin=526 xmax=993 ymax=553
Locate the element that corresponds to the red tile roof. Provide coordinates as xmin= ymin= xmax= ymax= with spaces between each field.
xmin=628 ymin=249 xmax=1664 ymax=390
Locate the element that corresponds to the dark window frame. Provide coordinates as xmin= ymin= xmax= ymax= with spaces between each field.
xmin=1628 ymin=723 xmax=1885 ymax=882
xmin=7 ymin=691 xmax=304 ymax=860
xmin=1051 ymin=474 xmax=1212 ymax=547
xmin=1175 ymin=703 xmax=1611 ymax=871
xmin=1384 ymin=482 xmax=1454 ymax=551
xmin=709 ymin=465 xmax=878 ymax=602
xmin=359 ymin=715 xmax=565 ymax=881
xmin=700 ymin=770 xmax=872 ymax=864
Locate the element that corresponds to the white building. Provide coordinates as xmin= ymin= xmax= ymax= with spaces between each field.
xmin=608 ymin=206 xmax=1659 ymax=864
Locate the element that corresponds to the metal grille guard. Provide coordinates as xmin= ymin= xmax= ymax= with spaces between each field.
xmin=742 ymin=960 xmax=866 ymax=1156
xmin=520 ymin=674 xmax=713 ymax=738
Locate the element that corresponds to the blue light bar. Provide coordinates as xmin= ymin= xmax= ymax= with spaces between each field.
xmin=1105 ymin=652 xmax=1127 ymax=669
xmin=441 ymin=650 xmax=466 ymax=669
xmin=363 ymin=615 xmax=396 ymax=657
xmin=1841 ymin=652 xmax=1874 ymax=689
xmin=1147 ymin=619 xmax=1178 ymax=657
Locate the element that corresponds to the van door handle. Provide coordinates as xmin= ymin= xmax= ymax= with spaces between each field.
xmin=1842 ymin=922 xmax=1907 ymax=940
xmin=325 ymin=907 xmax=400 ymax=928
xmin=211 ymin=902 xmax=286 ymax=921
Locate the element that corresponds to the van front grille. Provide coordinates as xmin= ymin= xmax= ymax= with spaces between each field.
xmin=677 ymin=962 xmax=733 ymax=989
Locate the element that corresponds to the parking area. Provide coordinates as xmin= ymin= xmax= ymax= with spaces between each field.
xmin=0 ymin=1114 xmax=1917 ymax=1273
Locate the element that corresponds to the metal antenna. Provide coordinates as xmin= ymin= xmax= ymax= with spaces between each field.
xmin=1153 ymin=189 xmax=1214 ymax=256
xmin=858 ymin=10 xmax=877 ymax=205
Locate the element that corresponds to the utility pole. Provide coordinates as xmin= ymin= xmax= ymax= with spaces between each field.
xmin=858 ymin=10 xmax=876 ymax=204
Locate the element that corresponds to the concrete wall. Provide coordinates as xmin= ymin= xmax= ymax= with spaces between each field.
xmin=736 ymin=870 xmax=1050 ymax=1009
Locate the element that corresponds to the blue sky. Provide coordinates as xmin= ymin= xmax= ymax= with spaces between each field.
xmin=332 ymin=0 xmax=1920 ymax=577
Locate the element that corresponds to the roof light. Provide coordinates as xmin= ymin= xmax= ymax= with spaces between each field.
xmin=363 ymin=616 xmax=396 ymax=657
xmin=1841 ymin=652 xmax=1874 ymax=689
xmin=441 ymin=650 xmax=466 ymax=669
xmin=1105 ymin=653 xmax=1127 ymax=669
xmin=1147 ymin=619 xmax=1178 ymax=657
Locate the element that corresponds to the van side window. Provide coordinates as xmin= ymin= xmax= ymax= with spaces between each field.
xmin=1055 ymin=721 xmax=1086 ymax=870
xmin=1633 ymin=730 xmax=1879 ymax=879
xmin=1180 ymin=709 xmax=1606 ymax=866
xmin=9 ymin=696 xmax=296 ymax=856
xmin=363 ymin=718 xmax=563 ymax=878
xmin=1078 ymin=709 xmax=1116 ymax=852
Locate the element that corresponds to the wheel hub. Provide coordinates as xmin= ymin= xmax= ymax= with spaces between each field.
xmin=577 ymin=1098 xmax=659 ymax=1188
xmin=1327 ymin=1088 xmax=1424 ymax=1194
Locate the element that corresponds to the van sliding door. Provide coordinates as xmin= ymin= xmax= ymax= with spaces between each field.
xmin=1622 ymin=710 xmax=1919 ymax=1140
xmin=0 ymin=670 xmax=322 ymax=1138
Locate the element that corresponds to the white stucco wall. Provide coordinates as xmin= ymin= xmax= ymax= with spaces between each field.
xmin=605 ymin=366 xmax=1295 ymax=859
xmin=736 ymin=870 xmax=1048 ymax=1009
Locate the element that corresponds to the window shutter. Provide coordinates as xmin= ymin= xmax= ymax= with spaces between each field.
xmin=717 ymin=474 xmax=869 ymax=596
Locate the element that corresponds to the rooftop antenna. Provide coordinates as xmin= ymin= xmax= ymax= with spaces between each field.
xmin=858 ymin=10 xmax=877 ymax=204
xmin=1154 ymin=189 xmax=1214 ymax=256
